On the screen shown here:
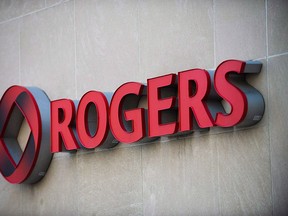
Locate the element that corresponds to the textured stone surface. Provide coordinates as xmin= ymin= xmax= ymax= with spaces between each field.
xmin=215 ymin=0 xmax=266 ymax=63
xmin=0 ymin=180 xmax=22 ymax=216
xmin=139 ymin=0 xmax=214 ymax=80
xmin=0 ymin=20 xmax=20 ymax=95
xmin=268 ymin=54 xmax=288 ymax=215
xmin=142 ymin=126 xmax=272 ymax=215
xmin=21 ymin=154 xmax=78 ymax=216
xmin=20 ymin=1 xmax=75 ymax=100
xmin=75 ymin=0 xmax=139 ymax=96
xmin=142 ymin=138 xmax=219 ymax=215
xmin=46 ymin=0 xmax=69 ymax=7
xmin=216 ymin=127 xmax=272 ymax=215
xmin=267 ymin=0 xmax=288 ymax=55
xmin=77 ymin=147 xmax=142 ymax=216
xmin=0 ymin=0 xmax=45 ymax=22
xmin=0 ymin=20 xmax=22 ymax=210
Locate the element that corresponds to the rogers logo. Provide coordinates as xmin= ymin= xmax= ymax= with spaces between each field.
xmin=0 ymin=60 xmax=265 ymax=184
xmin=0 ymin=86 xmax=52 ymax=184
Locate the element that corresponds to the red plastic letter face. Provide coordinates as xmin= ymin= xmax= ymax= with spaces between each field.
xmin=51 ymin=99 xmax=79 ymax=152
xmin=76 ymin=91 xmax=109 ymax=149
xmin=214 ymin=60 xmax=248 ymax=127
xmin=178 ymin=69 xmax=214 ymax=131
xmin=148 ymin=74 xmax=177 ymax=137
xmin=110 ymin=82 xmax=145 ymax=143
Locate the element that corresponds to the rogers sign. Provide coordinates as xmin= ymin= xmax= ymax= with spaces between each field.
xmin=0 ymin=60 xmax=265 ymax=184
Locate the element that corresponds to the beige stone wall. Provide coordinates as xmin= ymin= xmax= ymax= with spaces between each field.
xmin=0 ymin=0 xmax=287 ymax=215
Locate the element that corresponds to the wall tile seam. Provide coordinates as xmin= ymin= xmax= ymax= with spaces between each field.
xmin=18 ymin=19 xmax=21 ymax=86
xmin=216 ymin=135 xmax=221 ymax=215
xmin=213 ymin=0 xmax=221 ymax=213
xmin=73 ymin=0 xmax=77 ymax=99
xmin=267 ymin=52 xmax=288 ymax=59
xmin=0 ymin=0 xmax=73 ymax=26
xmin=266 ymin=6 xmax=271 ymax=216
xmin=252 ymin=49 xmax=288 ymax=61
xmin=135 ymin=1 xmax=145 ymax=215
xmin=266 ymin=57 xmax=274 ymax=216
xmin=254 ymin=57 xmax=267 ymax=61
xmin=46 ymin=0 xmax=71 ymax=8
xmin=73 ymin=1 xmax=79 ymax=214
xmin=137 ymin=0 xmax=141 ymax=82
xmin=20 ymin=183 xmax=24 ymax=216
xmin=213 ymin=0 xmax=216 ymax=69
xmin=140 ymin=145 xmax=144 ymax=216
xmin=216 ymin=53 xmax=288 ymax=62
xmin=265 ymin=0 xmax=274 ymax=208
xmin=266 ymin=0 xmax=269 ymax=59
xmin=250 ymin=52 xmax=288 ymax=62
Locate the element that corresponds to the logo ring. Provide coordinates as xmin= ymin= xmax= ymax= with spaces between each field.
xmin=0 ymin=86 xmax=52 ymax=184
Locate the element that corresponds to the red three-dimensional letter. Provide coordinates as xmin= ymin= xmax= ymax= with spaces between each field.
xmin=178 ymin=69 xmax=214 ymax=131
xmin=51 ymin=99 xmax=79 ymax=152
xmin=110 ymin=82 xmax=145 ymax=143
xmin=148 ymin=74 xmax=177 ymax=137
xmin=76 ymin=91 xmax=109 ymax=149
xmin=214 ymin=60 xmax=248 ymax=127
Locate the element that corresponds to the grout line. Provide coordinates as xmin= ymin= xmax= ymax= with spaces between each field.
xmin=76 ymin=151 xmax=79 ymax=216
xmin=242 ymin=52 xmax=288 ymax=62
xmin=268 ymin=52 xmax=288 ymax=59
xmin=73 ymin=2 xmax=79 ymax=214
xmin=253 ymin=57 xmax=267 ymax=61
xmin=18 ymin=19 xmax=21 ymax=85
xmin=137 ymin=0 xmax=141 ymax=82
xmin=216 ymin=140 xmax=221 ymax=215
xmin=138 ymin=0 xmax=144 ymax=82
xmin=74 ymin=0 xmax=77 ymax=99
xmin=266 ymin=0 xmax=269 ymax=58
xmin=252 ymin=52 xmax=288 ymax=62
xmin=267 ymin=75 xmax=274 ymax=216
xmin=136 ymin=1 xmax=144 ymax=215
xmin=140 ymin=145 xmax=144 ymax=215
xmin=21 ymin=184 xmax=23 ymax=216
xmin=0 ymin=0 xmax=73 ymax=26
xmin=213 ymin=1 xmax=221 ymax=214
xmin=213 ymin=0 xmax=216 ymax=68
xmin=266 ymin=0 xmax=274 ymax=214
xmin=73 ymin=0 xmax=79 ymax=214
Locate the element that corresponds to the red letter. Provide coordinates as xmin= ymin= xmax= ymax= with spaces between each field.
xmin=51 ymin=99 xmax=79 ymax=152
xmin=76 ymin=91 xmax=108 ymax=149
xmin=214 ymin=60 xmax=248 ymax=127
xmin=110 ymin=82 xmax=145 ymax=143
xmin=76 ymin=91 xmax=109 ymax=149
xmin=178 ymin=69 xmax=214 ymax=131
xmin=148 ymin=74 xmax=177 ymax=137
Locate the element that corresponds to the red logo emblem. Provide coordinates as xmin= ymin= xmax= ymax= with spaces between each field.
xmin=0 ymin=86 xmax=52 ymax=184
